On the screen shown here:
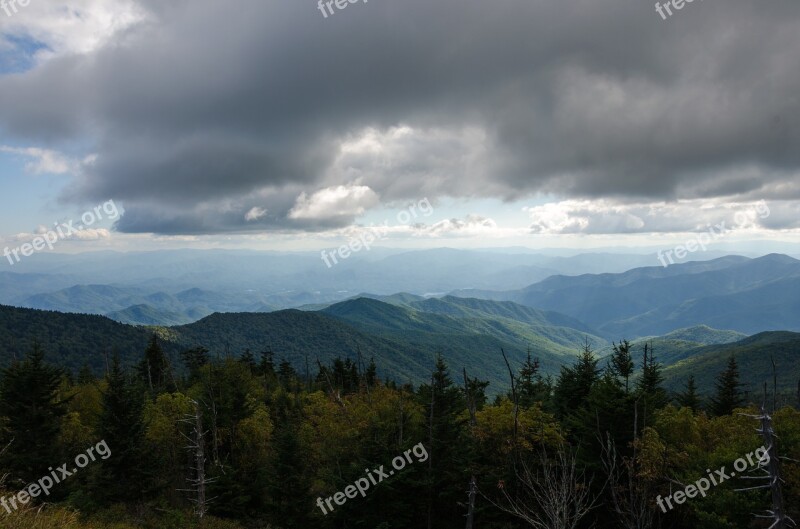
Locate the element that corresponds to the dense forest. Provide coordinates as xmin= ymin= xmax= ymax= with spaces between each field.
xmin=0 ymin=335 xmax=798 ymax=529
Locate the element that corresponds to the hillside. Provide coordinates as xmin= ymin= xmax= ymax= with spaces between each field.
xmin=452 ymin=254 xmax=800 ymax=338
xmin=661 ymin=331 xmax=800 ymax=393
xmin=0 ymin=304 xmax=177 ymax=373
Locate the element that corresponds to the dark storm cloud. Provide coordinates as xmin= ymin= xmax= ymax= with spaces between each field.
xmin=0 ymin=0 xmax=798 ymax=234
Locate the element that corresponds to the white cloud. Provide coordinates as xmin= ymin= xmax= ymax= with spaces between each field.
xmin=244 ymin=206 xmax=267 ymax=222
xmin=0 ymin=146 xmax=78 ymax=174
xmin=420 ymin=215 xmax=501 ymax=238
xmin=0 ymin=0 xmax=147 ymax=59
xmin=524 ymin=199 xmax=780 ymax=235
xmin=288 ymin=184 xmax=379 ymax=221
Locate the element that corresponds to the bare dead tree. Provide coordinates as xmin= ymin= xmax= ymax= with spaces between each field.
xmin=737 ymin=381 xmax=796 ymax=529
xmin=465 ymin=476 xmax=477 ymax=529
xmin=178 ymin=399 xmax=217 ymax=519
xmin=600 ymin=433 xmax=660 ymax=529
xmin=490 ymin=444 xmax=601 ymax=529
xmin=500 ymin=348 xmax=519 ymax=456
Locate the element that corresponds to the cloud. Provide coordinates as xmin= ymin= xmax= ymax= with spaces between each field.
xmin=0 ymin=146 xmax=79 ymax=174
xmin=288 ymin=184 xmax=380 ymax=222
xmin=0 ymin=0 xmax=798 ymax=235
xmin=244 ymin=206 xmax=267 ymax=222
xmin=525 ymin=199 xmax=785 ymax=235
xmin=420 ymin=215 xmax=501 ymax=238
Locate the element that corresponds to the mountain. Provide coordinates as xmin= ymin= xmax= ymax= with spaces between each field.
xmin=106 ymin=304 xmax=195 ymax=326
xmin=321 ymin=297 xmax=606 ymax=377
xmin=451 ymin=254 xmax=800 ymax=337
xmin=0 ymin=304 xmax=177 ymax=373
xmin=661 ymin=331 xmax=800 ymax=394
xmin=595 ymin=325 xmax=748 ymax=364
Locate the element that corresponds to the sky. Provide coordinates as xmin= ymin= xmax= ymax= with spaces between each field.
xmin=0 ymin=0 xmax=799 ymax=255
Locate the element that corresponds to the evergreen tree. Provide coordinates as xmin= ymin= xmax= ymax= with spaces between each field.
xmin=553 ymin=343 xmax=600 ymax=420
xmin=610 ymin=339 xmax=635 ymax=393
xmin=266 ymin=421 xmax=311 ymax=527
xmin=239 ymin=348 xmax=257 ymax=373
xmin=257 ymin=348 xmax=275 ymax=377
xmin=677 ymin=375 xmax=701 ymax=412
xmin=418 ymin=356 xmax=468 ymax=529
xmin=516 ymin=350 xmax=551 ymax=408
xmin=92 ymin=356 xmax=151 ymax=504
xmin=635 ymin=343 xmax=668 ymax=412
xmin=138 ymin=334 xmax=174 ymax=393
xmin=0 ymin=345 xmax=67 ymax=485
xmin=710 ymin=355 xmax=745 ymax=416
xmin=77 ymin=363 xmax=96 ymax=385
xmin=180 ymin=346 xmax=209 ymax=383
xmin=365 ymin=357 xmax=378 ymax=387
xmin=278 ymin=359 xmax=298 ymax=389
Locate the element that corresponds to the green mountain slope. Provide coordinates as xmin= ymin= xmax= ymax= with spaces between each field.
xmin=661 ymin=331 xmax=800 ymax=393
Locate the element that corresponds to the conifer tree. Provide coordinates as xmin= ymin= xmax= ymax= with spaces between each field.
xmin=0 ymin=345 xmax=66 ymax=484
xmin=419 ymin=356 xmax=467 ymax=529
xmin=553 ymin=343 xmax=600 ymax=420
xmin=517 ymin=350 xmax=550 ymax=408
xmin=710 ymin=355 xmax=745 ymax=416
xmin=138 ymin=334 xmax=174 ymax=393
xmin=93 ymin=356 xmax=151 ymax=504
xmin=676 ymin=375 xmax=701 ymax=412
xmin=610 ymin=340 xmax=635 ymax=393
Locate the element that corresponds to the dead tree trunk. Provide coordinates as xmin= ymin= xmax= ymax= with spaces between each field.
xmin=179 ymin=399 xmax=216 ymax=519
xmin=738 ymin=383 xmax=796 ymax=529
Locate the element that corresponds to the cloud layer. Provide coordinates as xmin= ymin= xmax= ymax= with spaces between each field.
xmin=0 ymin=0 xmax=798 ymax=235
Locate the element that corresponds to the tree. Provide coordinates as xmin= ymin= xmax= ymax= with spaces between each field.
xmin=676 ymin=375 xmax=701 ymax=413
xmin=138 ymin=334 xmax=174 ymax=393
xmin=610 ymin=340 xmax=635 ymax=393
xmin=554 ymin=344 xmax=600 ymax=420
xmin=517 ymin=350 xmax=550 ymax=408
xmin=494 ymin=444 xmax=600 ymax=529
xmin=635 ymin=343 xmax=668 ymax=415
xmin=418 ymin=356 xmax=468 ymax=529
xmin=92 ymin=356 xmax=151 ymax=504
xmin=181 ymin=347 xmax=209 ymax=384
xmin=0 ymin=345 xmax=67 ymax=485
xmin=710 ymin=355 xmax=745 ymax=416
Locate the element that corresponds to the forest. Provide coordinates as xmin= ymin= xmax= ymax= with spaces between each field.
xmin=0 ymin=336 xmax=797 ymax=529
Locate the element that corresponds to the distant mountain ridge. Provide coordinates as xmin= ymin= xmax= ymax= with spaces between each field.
xmin=0 ymin=298 xmax=794 ymax=395
xmin=451 ymin=254 xmax=800 ymax=337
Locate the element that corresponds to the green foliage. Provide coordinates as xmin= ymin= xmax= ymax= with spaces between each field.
xmin=0 ymin=344 xmax=67 ymax=485
xmin=710 ymin=355 xmax=745 ymax=416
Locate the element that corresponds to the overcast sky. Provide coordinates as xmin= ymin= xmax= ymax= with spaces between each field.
xmin=0 ymin=0 xmax=799 ymax=253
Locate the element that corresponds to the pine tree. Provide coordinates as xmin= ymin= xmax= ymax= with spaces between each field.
xmin=517 ymin=350 xmax=550 ymax=408
xmin=138 ymin=334 xmax=174 ymax=393
xmin=635 ymin=343 xmax=668 ymax=411
xmin=610 ymin=340 xmax=635 ymax=393
xmin=418 ymin=356 xmax=468 ymax=529
xmin=181 ymin=346 xmax=209 ymax=383
xmin=92 ymin=356 xmax=151 ymax=504
xmin=239 ymin=349 xmax=257 ymax=373
xmin=0 ymin=345 xmax=66 ymax=484
xmin=677 ymin=375 xmax=701 ymax=412
xmin=554 ymin=343 xmax=600 ymax=419
xmin=710 ymin=356 xmax=744 ymax=416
